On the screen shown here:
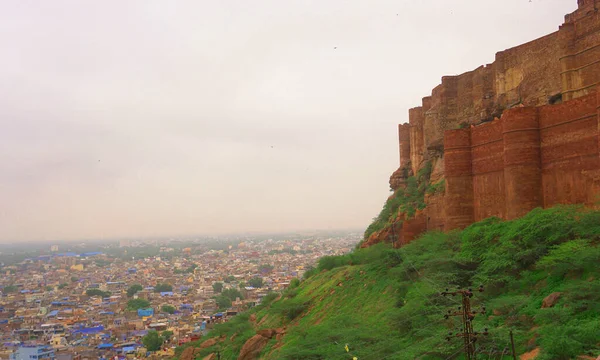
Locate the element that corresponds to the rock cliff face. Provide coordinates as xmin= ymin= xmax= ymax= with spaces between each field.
xmin=366 ymin=0 xmax=600 ymax=247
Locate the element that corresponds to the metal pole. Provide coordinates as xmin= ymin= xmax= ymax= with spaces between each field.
xmin=509 ymin=331 xmax=517 ymax=360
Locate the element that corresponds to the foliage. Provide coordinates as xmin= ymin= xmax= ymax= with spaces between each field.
xmin=222 ymin=288 xmax=244 ymax=301
xmin=363 ymin=162 xmax=433 ymax=241
xmin=94 ymin=259 xmax=111 ymax=267
xmin=161 ymin=305 xmax=176 ymax=314
xmin=247 ymin=277 xmax=263 ymax=288
xmin=268 ymin=248 xmax=299 ymax=255
xmin=215 ymin=295 xmax=232 ymax=310
xmin=45 ymin=286 xmax=53 ymax=291
xmin=142 ymin=330 xmax=164 ymax=352
xmin=426 ymin=179 xmax=445 ymax=195
xmin=86 ymin=289 xmax=111 ymax=298
xmin=127 ymin=298 xmax=151 ymax=311
xmin=127 ymin=284 xmax=143 ymax=297
xmin=153 ymin=283 xmax=173 ymax=293
xmin=224 ymin=275 xmax=236 ymax=283
xmin=259 ymin=264 xmax=274 ymax=273
xmin=302 ymin=266 xmax=317 ymax=280
xmin=289 ymin=278 xmax=300 ymax=289
xmin=161 ymin=330 xmax=174 ymax=341
xmin=58 ymin=283 xmax=68 ymax=289
xmin=174 ymin=264 xmax=197 ymax=274
xmin=212 ymin=282 xmax=223 ymax=293
xmin=259 ymin=292 xmax=279 ymax=307
xmin=176 ymin=206 xmax=600 ymax=360
xmin=70 ymin=276 xmax=79 ymax=282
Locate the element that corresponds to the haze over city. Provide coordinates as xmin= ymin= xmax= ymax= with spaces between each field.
xmin=0 ymin=0 xmax=575 ymax=242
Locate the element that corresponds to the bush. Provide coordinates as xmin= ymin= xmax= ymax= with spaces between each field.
xmin=127 ymin=284 xmax=143 ymax=297
xmin=154 ymin=283 xmax=173 ymax=293
xmin=260 ymin=292 xmax=279 ymax=307
xmin=127 ymin=299 xmax=151 ymax=311
xmin=86 ymin=289 xmax=111 ymax=298
xmin=364 ymin=162 xmax=433 ymax=240
xmin=161 ymin=305 xmax=176 ymax=314
xmin=289 ymin=278 xmax=300 ymax=289
xmin=247 ymin=277 xmax=263 ymax=288
xmin=222 ymin=288 xmax=243 ymax=301
xmin=275 ymin=300 xmax=310 ymax=321
xmin=142 ymin=330 xmax=164 ymax=352
xmin=215 ymin=295 xmax=232 ymax=310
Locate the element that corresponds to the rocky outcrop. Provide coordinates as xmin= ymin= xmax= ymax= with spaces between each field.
xmin=368 ymin=0 xmax=600 ymax=248
xmin=237 ymin=334 xmax=270 ymax=360
xmin=236 ymin=328 xmax=285 ymax=360
xmin=389 ymin=166 xmax=409 ymax=191
xmin=542 ymin=292 xmax=562 ymax=308
xmin=200 ymin=338 xmax=219 ymax=349
xmin=180 ymin=347 xmax=202 ymax=360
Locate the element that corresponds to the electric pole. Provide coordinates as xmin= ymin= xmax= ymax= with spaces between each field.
xmin=510 ymin=330 xmax=517 ymax=360
xmin=442 ymin=286 xmax=487 ymax=360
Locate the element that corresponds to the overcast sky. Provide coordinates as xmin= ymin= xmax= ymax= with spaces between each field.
xmin=0 ymin=0 xmax=576 ymax=242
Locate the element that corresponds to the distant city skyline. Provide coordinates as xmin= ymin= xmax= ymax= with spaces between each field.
xmin=0 ymin=1 xmax=576 ymax=242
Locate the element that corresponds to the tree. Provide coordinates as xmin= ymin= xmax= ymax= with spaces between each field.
xmin=212 ymin=282 xmax=223 ymax=293
xmin=215 ymin=295 xmax=231 ymax=310
xmin=127 ymin=298 xmax=151 ymax=311
xmin=45 ymin=286 xmax=53 ymax=292
xmin=222 ymin=288 xmax=243 ymax=301
xmin=58 ymin=283 xmax=68 ymax=289
xmin=127 ymin=284 xmax=143 ymax=297
xmin=224 ymin=275 xmax=235 ymax=283
xmin=154 ymin=283 xmax=173 ymax=293
xmin=290 ymin=278 xmax=300 ymax=289
xmin=238 ymin=281 xmax=246 ymax=289
xmin=161 ymin=305 xmax=176 ymax=314
xmin=259 ymin=264 xmax=274 ymax=273
xmin=247 ymin=277 xmax=263 ymax=288
xmin=161 ymin=330 xmax=173 ymax=341
xmin=142 ymin=330 xmax=164 ymax=352
xmin=70 ymin=276 xmax=79 ymax=283
xmin=86 ymin=289 xmax=111 ymax=298
xmin=95 ymin=259 xmax=111 ymax=267
xmin=3 ymin=285 xmax=18 ymax=293
xmin=174 ymin=264 xmax=197 ymax=274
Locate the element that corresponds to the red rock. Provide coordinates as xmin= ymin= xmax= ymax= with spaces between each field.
xmin=199 ymin=337 xmax=219 ymax=349
xmin=180 ymin=347 xmax=202 ymax=360
xmin=256 ymin=329 xmax=276 ymax=339
xmin=237 ymin=334 xmax=270 ymax=360
xmin=542 ymin=292 xmax=562 ymax=308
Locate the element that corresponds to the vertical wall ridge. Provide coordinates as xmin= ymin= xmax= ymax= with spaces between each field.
xmin=502 ymin=108 xmax=543 ymax=219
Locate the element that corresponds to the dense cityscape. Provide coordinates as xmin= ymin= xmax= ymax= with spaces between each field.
xmin=0 ymin=232 xmax=359 ymax=359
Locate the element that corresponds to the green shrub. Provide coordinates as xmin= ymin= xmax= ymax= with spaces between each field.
xmin=177 ymin=206 xmax=600 ymax=360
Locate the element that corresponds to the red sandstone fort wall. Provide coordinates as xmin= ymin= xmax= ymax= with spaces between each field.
xmin=539 ymin=92 xmax=600 ymax=207
xmin=398 ymin=0 xmax=600 ymax=181
xmin=383 ymin=1 xmax=600 ymax=246
xmin=443 ymin=92 xmax=599 ymax=230
xmin=471 ymin=120 xmax=505 ymax=221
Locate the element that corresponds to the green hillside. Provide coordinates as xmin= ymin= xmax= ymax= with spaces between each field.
xmin=176 ymin=206 xmax=600 ymax=360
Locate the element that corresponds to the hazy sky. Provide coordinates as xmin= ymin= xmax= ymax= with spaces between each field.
xmin=0 ymin=0 xmax=576 ymax=242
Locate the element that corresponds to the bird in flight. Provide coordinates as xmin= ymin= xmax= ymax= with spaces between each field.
xmin=334 ymin=46 xmax=337 ymax=49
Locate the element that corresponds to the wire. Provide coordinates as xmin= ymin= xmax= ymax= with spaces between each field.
xmin=444 ymin=340 xmax=475 ymax=360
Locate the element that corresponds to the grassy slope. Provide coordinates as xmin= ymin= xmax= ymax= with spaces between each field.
xmin=177 ymin=206 xmax=600 ymax=360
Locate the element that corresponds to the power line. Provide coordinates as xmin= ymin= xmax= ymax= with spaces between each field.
xmin=441 ymin=286 xmax=488 ymax=360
